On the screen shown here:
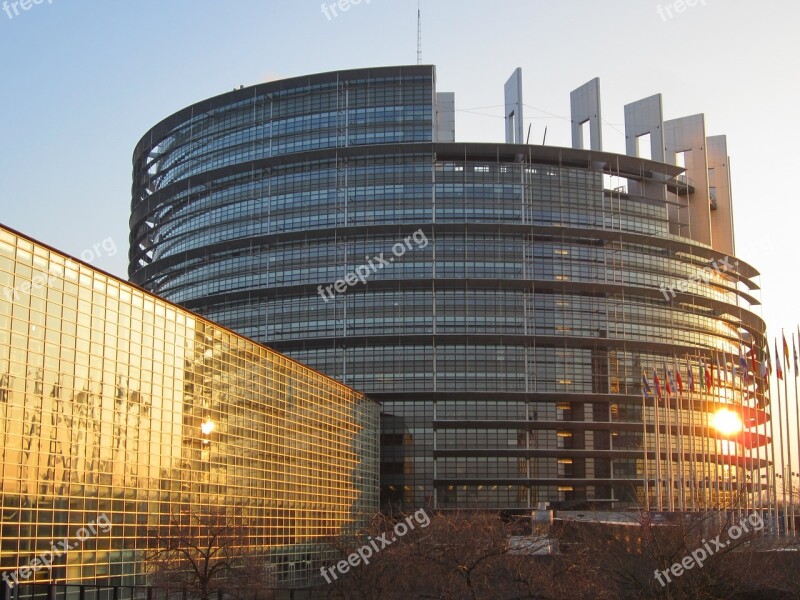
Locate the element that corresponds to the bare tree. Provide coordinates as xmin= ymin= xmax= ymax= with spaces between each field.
xmin=321 ymin=510 xmax=566 ymax=600
xmin=145 ymin=507 xmax=274 ymax=600
xmin=314 ymin=507 xmax=800 ymax=599
xmin=562 ymin=511 xmax=799 ymax=600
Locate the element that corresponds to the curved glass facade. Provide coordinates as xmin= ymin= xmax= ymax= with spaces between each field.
xmin=0 ymin=225 xmax=379 ymax=589
xmin=131 ymin=66 xmax=770 ymax=513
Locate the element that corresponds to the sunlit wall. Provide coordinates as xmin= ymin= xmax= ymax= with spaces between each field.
xmin=0 ymin=225 xmax=379 ymax=588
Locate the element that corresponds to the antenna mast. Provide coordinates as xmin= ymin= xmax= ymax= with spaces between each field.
xmin=417 ymin=1 xmax=422 ymax=65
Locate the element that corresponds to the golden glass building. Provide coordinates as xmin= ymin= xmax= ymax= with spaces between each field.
xmin=0 ymin=224 xmax=379 ymax=591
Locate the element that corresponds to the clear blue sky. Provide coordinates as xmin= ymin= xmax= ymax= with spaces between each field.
xmin=1 ymin=0 xmax=797 ymax=343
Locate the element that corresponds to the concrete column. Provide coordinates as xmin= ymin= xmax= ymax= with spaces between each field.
xmin=571 ymin=77 xmax=603 ymax=151
xmin=665 ymin=114 xmax=712 ymax=247
xmin=707 ymin=135 xmax=735 ymax=255
xmin=504 ymin=68 xmax=524 ymax=144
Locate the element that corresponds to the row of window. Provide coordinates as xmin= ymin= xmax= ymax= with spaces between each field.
xmin=0 ymin=227 xmax=379 ymax=586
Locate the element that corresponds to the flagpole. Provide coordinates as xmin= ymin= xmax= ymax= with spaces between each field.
xmin=747 ymin=355 xmax=753 ymax=515
xmin=786 ymin=332 xmax=800 ymax=534
xmin=675 ymin=359 xmax=686 ymax=512
xmin=709 ymin=355 xmax=716 ymax=510
xmin=738 ymin=350 xmax=747 ymax=517
xmin=767 ymin=342 xmax=780 ymax=535
xmin=762 ymin=357 xmax=770 ymax=522
xmin=665 ymin=365 xmax=675 ymax=512
xmin=775 ymin=338 xmax=789 ymax=535
xmin=720 ymin=352 xmax=729 ymax=510
xmin=747 ymin=355 xmax=757 ymax=514
xmin=755 ymin=347 xmax=764 ymax=514
xmin=641 ymin=377 xmax=651 ymax=512
xmin=701 ymin=358 xmax=711 ymax=511
xmin=735 ymin=350 xmax=743 ymax=516
xmin=782 ymin=331 xmax=795 ymax=535
xmin=715 ymin=358 xmax=723 ymax=510
xmin=729 ymin=352 xmax=739 ymax=513
xmin=687 ymin=357 xmax=697 ymax=511
xmin=754 ymin=345 xmax=764 ymax=518
xmin=766 ymin=428 xmax=775 ymax=533
xmin=654 ymin=369 xmax=663 ymax=511
xmin=730 ymin=354 xmax=737 ymax=512
xmin=666 ymin=392 xmax=674 ymax=512
xmin=709 ymin=359 xmax=716 ymax=511
xmin=765 ymin=341 xmax=778 ymax=534
xmin=794 ymin=330 xmax=800 ymax=537
xmin=738 ymin=348 xmax=750 ymax=518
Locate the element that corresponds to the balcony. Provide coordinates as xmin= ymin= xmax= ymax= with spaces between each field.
xmin=667 ymin=173 xmax=695 ymax=196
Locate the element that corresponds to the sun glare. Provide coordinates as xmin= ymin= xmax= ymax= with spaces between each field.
xmin=712 ymin=408 xmax=743 ymax=436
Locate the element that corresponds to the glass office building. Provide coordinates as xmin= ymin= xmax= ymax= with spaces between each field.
xmin=130 ymin=65 xmax=770 ymax=513
xmin=0 ymin=224 xmax=379 ymax=589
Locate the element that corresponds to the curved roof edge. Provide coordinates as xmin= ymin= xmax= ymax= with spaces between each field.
xmin=133 ymin=64 xmax=436 ymax=161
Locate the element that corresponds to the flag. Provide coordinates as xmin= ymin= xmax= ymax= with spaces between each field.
xmin=687 ymin=361 xmax=695 ymax=392
xmin=783 ymin=332 xmax=790 ymax=366
xmin=776 ymin=340 xmax=784 ymax=380
xmin=766 ymin=344 xmax=772 ymax=376
xmin=757 ymin=349 xmax=770 ymax=408
xmin=665 ymin=365 xmax=673 ymax=396
xmin=676 ymin=368 xmax=684 ymax=396
xmin=706 ymin=359 xmax=714 ymax=392
xmin=724 ymin=352 xmax=730 ymax=382
xmin=641 ymin=371 xmax=652 ymax=396
xmin=739 ymin=353 xmax=749 ymax=385
xmin=792 ymin=325 xmax=800 ymax=368
xmin=699 ymin=359 xmax=706 ymax=390
xmin=716 ymin=353 xmax=724 ymax=385
xmin=749 ymin=343 xmax=757 ymax=376
xmin=794 ymin=334 xmax=799 ymax=375
xmin=653 ymin=369 xmax=662 ymax=399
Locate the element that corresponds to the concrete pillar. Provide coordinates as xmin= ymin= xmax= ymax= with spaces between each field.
xmin=504 ymin=68 xmax=524 ymax=144
xmin=571 ymin=77 xmax=603 ymax=151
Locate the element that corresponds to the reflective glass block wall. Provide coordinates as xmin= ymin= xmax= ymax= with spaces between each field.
xmin=0 ymin=226 xmax=379 ymax=588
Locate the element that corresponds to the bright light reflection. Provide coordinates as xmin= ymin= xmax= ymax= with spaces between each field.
xmin=712 ymin=409 xmax=743 ymax=436
xmin=201 ymin=420 xmax=215 ymax=435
